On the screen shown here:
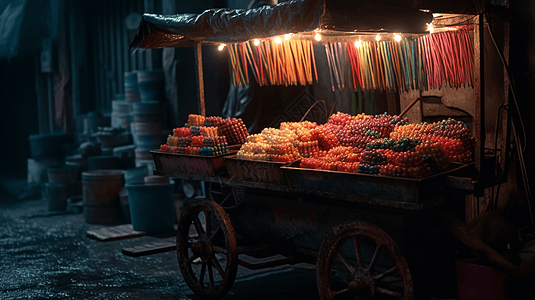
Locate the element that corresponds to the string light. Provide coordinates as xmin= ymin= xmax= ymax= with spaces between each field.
xmin=427 ymin=23 xmax=434 ymax=33
xmin=253 ymin=39 xmax=260 ymax=46
xmin=274 ymin=36 xmax=282 ymax=44
xmin=284 ymin=34 xmax=291 ymax=40
xmin=315 ymin=32 xmax=322 ymax=41
xmin=354 ymin=40 xmax=362 ymax=47
xmin=394 ymin=34 xmax=401 ymax=42
xmin=218 ymin=44 xmax=226 ymax=51
xmin=375 ymin=34 xmax=381 ymax=41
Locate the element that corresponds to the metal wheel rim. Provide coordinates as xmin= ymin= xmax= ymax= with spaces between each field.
xmin=177 ymin=199 xmax=238 ymax=300
xmin=316 ymin=221 xmax=414 ymax=300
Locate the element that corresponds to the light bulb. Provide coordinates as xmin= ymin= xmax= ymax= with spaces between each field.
xmin=394 ymin=34 xmax=401 ymax=42
xmin=375 ymin=34 xmax=381 ymax=41
xmin=315 ymin=33 xmax=322 ymax=41
xmin=218 ymin=44 xmax=226 ymax=51
xmin=284 ymin=34 xmax=291 ymax=40
xmin=253 ymin=39 xmax=260 ymax=46
xmin=427 ymin=23 xmax=434 ymax=33
xmin=354 ymin=40 xmax=362 ymax=47
xmin=274 ymin=37 xmax=282 ymax=44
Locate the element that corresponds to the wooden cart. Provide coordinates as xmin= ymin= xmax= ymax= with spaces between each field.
xmin=150 ymin=150 xmax=502 ymax=300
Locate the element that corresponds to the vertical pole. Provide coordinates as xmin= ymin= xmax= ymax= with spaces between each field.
xmin=196 ymin=43 xmax=206 ymax=117
xmin=500 ymin=21 xmax=510 ymax=179
xmin=473 ymin=14 xmax=485 ymax=182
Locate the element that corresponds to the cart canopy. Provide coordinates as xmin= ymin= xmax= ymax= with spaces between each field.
xmin=130 ymin=0 xmax=438 ymax=50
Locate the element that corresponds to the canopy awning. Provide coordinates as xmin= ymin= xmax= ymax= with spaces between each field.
xmin=130 ymin=0 xmax=438 ymax=50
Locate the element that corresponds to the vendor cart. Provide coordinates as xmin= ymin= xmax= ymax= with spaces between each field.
xmin=151 ymin=150 xmax=480 ymax=299
xmin=128 ymin=1 xmax=530 ymax=299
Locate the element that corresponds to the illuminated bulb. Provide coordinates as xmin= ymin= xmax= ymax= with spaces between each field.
xmin=394 ymin=34 xmax=401 ymax=42
xmin=253 ymin=39 xmax=260 ymax=46
xmin=315 ymin=32 xmax=322 ymax=41
xmin=284 ymin=34 xmax=291 ymax=40
xmin=427 ymin=23 xmax=434 ymax=33
xmin=218 ymin=44 xmax=226 ymax=51
xmin=274 ymin=36 xmax=282 ymax=44
xmin=354 ymin=40 xmax=362 ymax=47
xmin=375 ymin=34 xmax=381 ymax=41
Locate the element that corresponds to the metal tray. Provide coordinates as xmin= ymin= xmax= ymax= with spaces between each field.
xmin=151 ymin=150 xmax=235 ymax=177
xmin=224 ymin=155 xmax=291 ymax=185
xmin=281 ymin=161 xmax=472 ymax=204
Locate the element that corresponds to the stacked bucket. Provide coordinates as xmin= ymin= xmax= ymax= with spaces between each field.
xmin=130 ymin=69 xmax=166 ymax=175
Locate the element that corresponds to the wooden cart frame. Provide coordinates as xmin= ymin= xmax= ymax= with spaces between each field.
xmin=128 ymin=4 xmax=528 ymax=299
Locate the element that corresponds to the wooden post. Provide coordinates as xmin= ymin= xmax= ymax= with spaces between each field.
xmin=473 ymin=14 xmax=485 ymax=183
xmin=196 ymin=43 xmax=206 ymax=117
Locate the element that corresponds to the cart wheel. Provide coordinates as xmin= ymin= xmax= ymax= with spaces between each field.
xmin=207 ymin=178 xmax=245 ymax=209
xmin=177 ymin=199 xmax=238 ymax=300
xmin=316 ymin=221 xmax=413 ymax=300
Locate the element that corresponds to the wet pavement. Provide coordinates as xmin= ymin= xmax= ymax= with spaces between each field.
xmin=0 ymin=178 xmax=320 ymax=300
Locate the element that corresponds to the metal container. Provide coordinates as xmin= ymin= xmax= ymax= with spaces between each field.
xmin=151 ymin=150 xmax=231 ymax=177
xmin=281 ymin=161 xmax=451 ymax=204
xmin=126 ymin=180 xmax=175 ymax=234
xmin=224 ymin=155 xmax=289 ymax=184
xmin=82 ymin=170 xmax=125 ymax=224
xmin=47 ymin=165 xmax=78 ymax=184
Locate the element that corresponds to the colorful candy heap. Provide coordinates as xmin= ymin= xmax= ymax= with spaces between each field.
xmin=237 ymin=128 xmax=300 ymax=162
xmin=187 ymin=114 xmax=205 ymax=127
xmin=204 ymin=116 xmax=224 ymax=127
xmin=161 ymin=116 xmax=232 ymax=156
xmin=390 ymin=118 xmax=474 ymax=163
xmin=300 ymin=146 xmax=362 ymax=173
xmin=297 ymin=113 xmax=473 ymax=178
xmin=218 ymin=118 xmax=249 ymax=145
xmin=326 ymin=112 xmax=409 ymax=148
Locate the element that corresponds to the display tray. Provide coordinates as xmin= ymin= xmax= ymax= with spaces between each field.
xmin=224 ymin=155 xmax=292 ymax=185
xmin=151 ymin=150 xmax=236 ymax=177
xmin=281 ymin=161 xmax=472 ymax=204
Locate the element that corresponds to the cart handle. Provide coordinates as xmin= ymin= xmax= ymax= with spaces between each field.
xmin=399 ymin=97 xmax=420 ymax=119
xmin=300 ymin=100 xmax=329 ymax=123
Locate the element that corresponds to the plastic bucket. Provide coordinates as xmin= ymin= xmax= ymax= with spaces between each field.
xmin=123 ymin=167 xmax=148 ymax=184
xmin=144 ymin=175 xmax=169 ymax=185
xmin=112 ymin=100 xmax=132 ymax=114
xmin=127 ymin=180 xmax=175 ymax=234
xmin=124 ymin=71 xmax=138 ymax=89
xmin=87 ymin=155 xmax=123 ymax=170
xmin=46 ymin=183 xmax=68 ymax=211
xmin=47 ymin=165 xmax=78 ymax=184
xmin=29 ymin=132 xmax=69 ymax=159
xmin=137 ymin=70 xmax=165 ymax=102
xmin=135 ymin=148 xmax=153 ymax=160
xmin=82 ymin=170 xmax=125 ymax=224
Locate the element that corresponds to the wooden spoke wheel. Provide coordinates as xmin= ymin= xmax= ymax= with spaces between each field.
xmin=316 ymin=221 xmax=414 ymax=300
xmin=177 ymin=199 xmax=238 ymax=300
xmin=207 ymin=178 xmax=245 ymax=209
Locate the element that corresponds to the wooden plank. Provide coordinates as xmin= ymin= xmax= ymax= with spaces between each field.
xmin=196 ymin=43 xmax=206 ymax=116
xmin=122 ymin=237 xmax=176 ymax=257
xmin=87 ymin=224 xmax=146 ymax=242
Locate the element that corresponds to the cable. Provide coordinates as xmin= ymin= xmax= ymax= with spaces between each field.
xmin=485 ymin=13 xmax=533 ymax=226
xmin=512 ymin=121 xmax=534 ymax=226
xmin=485 ymin=14 xmax=527 ymax=152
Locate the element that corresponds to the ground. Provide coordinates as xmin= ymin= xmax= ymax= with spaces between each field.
xmin=0 ymin=175 xmax=321 ymax=300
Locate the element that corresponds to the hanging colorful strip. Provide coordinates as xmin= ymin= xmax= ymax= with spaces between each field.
xmin=334 ymin=29 xmax=474 ymax=91
xmin=228 ymin=39 xmax=318 ymax=86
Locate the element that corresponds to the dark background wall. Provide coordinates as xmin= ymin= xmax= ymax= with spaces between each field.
xmin=0 ymin=0 xmax=533 ymax=224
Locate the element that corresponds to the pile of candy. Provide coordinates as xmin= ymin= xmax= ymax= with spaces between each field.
xmin=218 ymin=118 xmax=249 ymax=145
xmin=160 ymin=114 xmax=247 ymax=156
xmin=297 ymin=113 xmax=474 ymax=179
